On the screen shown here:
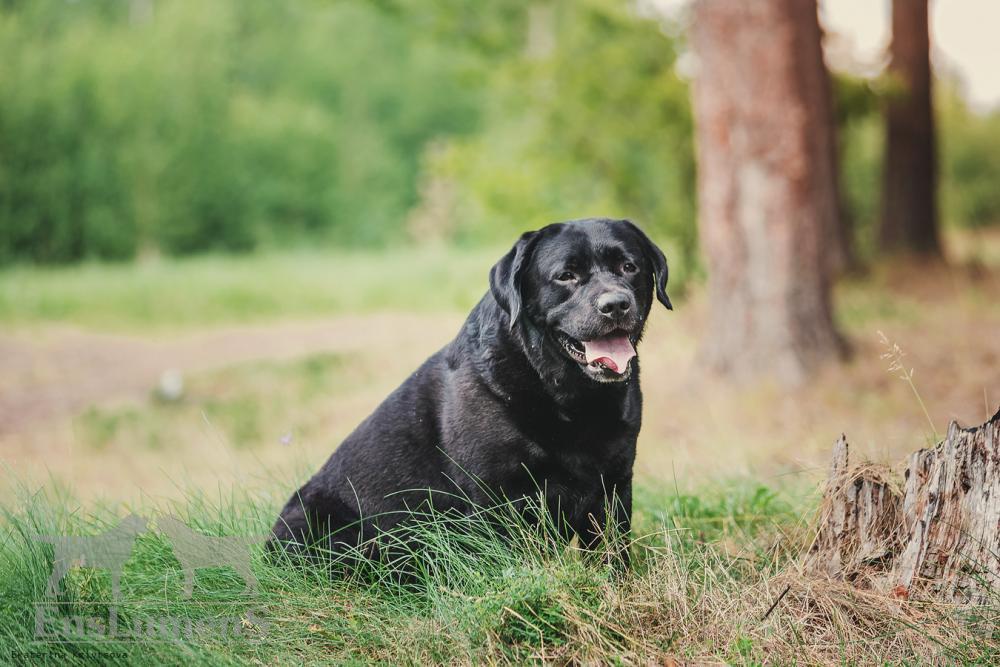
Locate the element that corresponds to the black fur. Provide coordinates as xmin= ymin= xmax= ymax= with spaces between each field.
xmin=269 ymin=218 xmax=671 ymax=566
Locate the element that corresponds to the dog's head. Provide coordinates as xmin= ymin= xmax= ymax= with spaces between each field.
xmin=490 ymin=218 xmax=671 ymax=384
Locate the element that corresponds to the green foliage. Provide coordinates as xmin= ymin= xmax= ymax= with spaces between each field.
xmin=0 ymin=6 xmax=138 ymax=262
xmin=423 ymin=0 xmax=697 ymax=271
xmin=3 ymin=0 xmax=999 ymax=273
xmin=0 ymin=0 xmax=481 ymax=263
xmin=833 ymin=73 xmax=883 ymax=260
xmin=939 ymin=87 xmax=1000 ymax=229
xmin=832 ymin=72 xmax=1000 ymax=263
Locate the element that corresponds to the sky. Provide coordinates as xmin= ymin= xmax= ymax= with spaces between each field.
xmin=823 ymin=0 xmax=1000 ymax=111
xmin=655 ymin=0 xmax=1000 ymax=112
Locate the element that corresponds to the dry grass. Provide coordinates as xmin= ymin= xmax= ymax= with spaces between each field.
xmin=4 ymin=475 xmax=995 ymax=665
xmin=2 ymin=234 xmax=1000 ymax=663
xmin=3 ymin=256 xmax=999 ymax=505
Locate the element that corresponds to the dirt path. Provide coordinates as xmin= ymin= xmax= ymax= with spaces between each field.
xmin=4 ymin=266 xmax=1000 ymax=503
xmin=0 ymin=312 xmax=463 ymax=435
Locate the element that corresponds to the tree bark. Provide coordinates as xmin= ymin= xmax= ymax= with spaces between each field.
xmin=805 ymin=408 xmax=1000 ymax=604
xmin=879 ymin=0 xmax=942 ymax=256
xmin=690 ymin=0 xmax=845 ymax=385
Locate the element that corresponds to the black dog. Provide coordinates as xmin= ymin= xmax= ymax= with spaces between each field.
xmin=269 ymin=218 xmax=671 ymax=565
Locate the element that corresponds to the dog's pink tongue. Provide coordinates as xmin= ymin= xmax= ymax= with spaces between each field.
xmin=581 ymin=335 xmax=635 ymax=374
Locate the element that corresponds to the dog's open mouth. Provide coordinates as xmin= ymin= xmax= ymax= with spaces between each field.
xmin=557 ymin=331 xmax=636 ymax=375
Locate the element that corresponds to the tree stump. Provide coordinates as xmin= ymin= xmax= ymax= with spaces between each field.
xmin=804 ymin=408 xmax=1000 ymax=604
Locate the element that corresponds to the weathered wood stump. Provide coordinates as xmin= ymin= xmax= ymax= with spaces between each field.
xmin=804 ymin=408 xmax=1000 ymax=604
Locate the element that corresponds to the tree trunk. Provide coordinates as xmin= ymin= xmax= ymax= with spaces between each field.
xmin=816 ymin=29 xmax=852 ymax=276
xmin=690 ymin=0 xmax=845 ymax=385
xmin=805 ymin=408 xmax=1000 ymax=604
xmin=879 ymin=0 xmax=941 ymax=256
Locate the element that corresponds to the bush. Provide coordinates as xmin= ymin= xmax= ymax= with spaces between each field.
xmin=0 ymin=0 xmax=481 ymax=263
xmin=0 ymin=10 xmax=137 ymax=262
xmin=3 ymin=0 xmax=998 ymax=271
xmin=419 ymin=0 xmax=698 ymax=275
xmin=939 ymin=86 xmax=1000 ymax=229
xmin=832 ymin=73 xmax=1000 ymax=262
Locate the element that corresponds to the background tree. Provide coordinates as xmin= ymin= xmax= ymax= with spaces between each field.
xmin=690 ymin=0 xmax=845 ymax=384
xmin=2 ymin=0 xmax=998 ymax=269
xmin=879 ymin=0 xmax=941 ymax=256
xmin=815 ymin=25 xmax=852 ymax=276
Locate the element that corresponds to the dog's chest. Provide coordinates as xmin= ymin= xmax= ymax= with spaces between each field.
xmin=516 ymin=412 xmax=634 ymax=483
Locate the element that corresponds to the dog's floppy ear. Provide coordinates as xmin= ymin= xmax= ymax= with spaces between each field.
xmin=622 ymin=220 xmax=673 ymax=310
xmin=490 ymin=230 xmax=540 ymax=330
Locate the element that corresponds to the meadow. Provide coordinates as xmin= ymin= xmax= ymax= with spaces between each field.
xmin=2 ymin=234 xmax=1000 ymax=663
xmin=0 ymin=246 xmax=503 ymax=331
xmin=3 ymin=0 xmax=1000 ymax=662
xmin=1 ymin=470 xmax=996 ymax=663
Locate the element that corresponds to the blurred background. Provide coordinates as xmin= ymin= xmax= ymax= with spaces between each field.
xmin=1 ymin=0 xmax=998 ymax=502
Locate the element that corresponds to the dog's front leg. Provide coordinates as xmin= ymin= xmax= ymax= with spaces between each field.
xmin=574 ymin=478 xmax=632 ymax=571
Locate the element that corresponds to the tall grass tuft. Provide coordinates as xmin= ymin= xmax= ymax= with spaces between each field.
xmin=1 ymin=474 xmax=996 ymax=664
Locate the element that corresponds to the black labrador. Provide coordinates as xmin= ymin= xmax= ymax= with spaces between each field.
xmin=269 ymin=218 xmax=672 ymax=565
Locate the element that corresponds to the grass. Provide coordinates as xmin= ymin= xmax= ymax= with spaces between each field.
xmin=0 ymin=230 xmax=994 ymax=334
xmin=0 ymin=240 xmax=700 ymax=332
xmin=1 ymin=476 xmax=995 ymax=664
xmin=0 ymin=245 xmax=504 ymax=331
xmin=5 ymin=235 xmax=1000 ymax=662
xmin=73 ymin=353 xmax=366 ymax=452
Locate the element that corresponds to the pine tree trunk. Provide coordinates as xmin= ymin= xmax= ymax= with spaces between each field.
xmin=805 ymin=409 xmax=1000 ymax=604
xmin=690 ymin=0 xmax=845 ymax=385
xmin=815 ymin=23 xmax=852 ymax=276
xmin=879 ymin=0 xmax=942 ymax=256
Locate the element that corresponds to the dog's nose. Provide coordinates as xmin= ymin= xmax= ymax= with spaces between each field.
xmin=596 ymin=291 xmax=632 ymax=318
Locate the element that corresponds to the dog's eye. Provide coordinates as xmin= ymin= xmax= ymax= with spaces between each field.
xmin=555 ymin=271 xmax=577 ymax=282
xmin=622 ymin=261 xmax=638 ymax=274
